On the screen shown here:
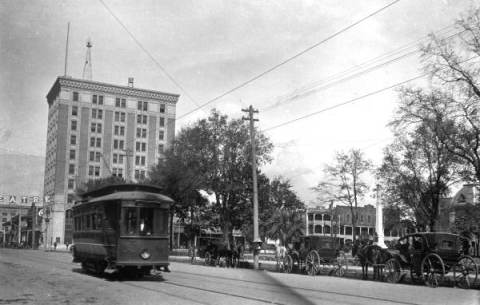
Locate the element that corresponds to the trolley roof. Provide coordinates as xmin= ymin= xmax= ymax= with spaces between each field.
xmin=75 ymin=184 xmax=173 ymax=206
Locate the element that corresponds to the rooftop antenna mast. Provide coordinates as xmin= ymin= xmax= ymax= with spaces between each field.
xmin=64 ymin=22 xmax=70 ymax=76
xmin=82 ymin=38 xmax=93 ymax=80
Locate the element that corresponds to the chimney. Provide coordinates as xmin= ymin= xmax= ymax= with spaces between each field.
xmin=128 ymin=77 xmax=134 ymax=87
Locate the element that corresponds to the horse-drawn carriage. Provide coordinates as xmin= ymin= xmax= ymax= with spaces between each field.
xmin=193 ymin=228 xmax=244 ymax=268
xmin=383 ymin=233 xmax=479 ymax=288
xmin=281 ymin=235 xmax=347 ymax=276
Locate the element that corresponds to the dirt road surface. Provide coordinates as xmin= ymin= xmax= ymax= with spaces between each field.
xmin=1 ymin=248 xmax=479 ymax=305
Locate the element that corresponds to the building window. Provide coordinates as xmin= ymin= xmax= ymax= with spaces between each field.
xmin=88 ymin=166 xmax=94 ymax=176
xmin=159 ymin=131 xmax=164 ymax=140
xmin=94 ymin=166 xmax=100 ymax=176
xmin=114 ymin=112 xmax=119 ymax=122
xmin=73 ymin=92 xmax=79 ymax=101
xmin=360 ymin=215 xmax=364 ymax=222
xmin=116 ymin=97 xmax=126 ymax=108
xmin=96 ymin=138 xmax=101 ymax=148
xmin=71 ymin=120 xmax=77 ymax=131
xmin=142 ymin=143 xmax=146 ymax=152
xmin=92 ymin=95 xmax=98 ymax=104
xmin=95 ymin=152 xmax=101 ymax=162
xmin=69 ymin=164 xmax=75 ymax=174
xmin=114 ymin=139 xmax=118 ymax=149
xmin=119 ymin=154 xmax=124 ymax=164
xmin=159 ymin=117 xmax=165 ymax=127
xmin=90 ymin=137 xmax=95 ymax=147
xmin=367 ymin=215 xmax=371 ymax=223
xmin=98 ymin=109 xmax=103 ymax=120
xmin=113 ymin=154 xmax=118 ymax=164
xmin=89 ymin=151 xmax=95 ymax=161
xmin=91 ymin=123 xmax=102 ymax=133
xmin=315 ymin=225 xmax=322 ymax=234
xmin=72 ymin=106 xmax=78 ymax=116
xmin=135 ymin=156 xmax=140 ymax=165
xmin=69 ymin=149 xmax=76 ymax=160
xmin=137 ymin=101 xmax=149 ymax=111
xmin=119 ymin=112 xmax=125 ymax=122
xmin=92 ymin=108 xmax=96 ymax=119
xmin=159 ymin=104 xmax=165 ymax=113
xmin=135 ymin=169 xmax=140 ymax=179
xmin=142 ymin=129 xmax=147 ymax=138
xmin=120 ymin=126 xmax=125 ymax=136
xmin=70 ymin=135 xmax=76 ymax=145
xmin=68 ymin=179 xmax=74 ymax=189
xmin=158 ymin=144 xmax=164 ymax=153
xmin=119 ymin=140 xmax=124 ymax=150
xmin=98 ymin=95 xmax=104 ymax=105
xmin=136 ymin=142 xmax=140 ymax=152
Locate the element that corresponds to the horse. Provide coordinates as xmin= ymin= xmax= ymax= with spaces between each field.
xmin=353 ymin=240 xmax=390 ymax=280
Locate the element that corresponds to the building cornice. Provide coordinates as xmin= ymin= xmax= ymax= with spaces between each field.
xmin=47 ymin=76 xmax=180 ymax=104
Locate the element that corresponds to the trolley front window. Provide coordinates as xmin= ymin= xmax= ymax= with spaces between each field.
xmin=122 ymin=204 xmax=168 ymax=236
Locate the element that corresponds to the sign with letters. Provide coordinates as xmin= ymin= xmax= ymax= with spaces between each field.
xmin=9 ymin=195 xmax=16 ymax=204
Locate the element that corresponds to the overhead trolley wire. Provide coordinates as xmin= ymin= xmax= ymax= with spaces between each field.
xmin=98 ymin=0 xmax=200 ymax=107
xmin=176 ymin=0 xmax=402 ymax=120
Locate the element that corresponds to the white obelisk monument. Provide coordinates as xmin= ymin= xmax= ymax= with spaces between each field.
xmin=375 ymin=185 xmax=388 ymax=248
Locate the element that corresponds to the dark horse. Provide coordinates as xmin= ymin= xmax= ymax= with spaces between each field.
xmin=353 ymin=240 xmax=390 ymax=280
xmin=205 ymin=243 xmax=243 ymax=268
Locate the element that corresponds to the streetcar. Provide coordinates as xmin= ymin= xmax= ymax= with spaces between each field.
xmin=72 ymin=184 xmax=174 ymax=277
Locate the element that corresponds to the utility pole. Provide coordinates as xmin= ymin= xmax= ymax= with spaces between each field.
xmin=242 ymin=105 xmax=261 ymax=270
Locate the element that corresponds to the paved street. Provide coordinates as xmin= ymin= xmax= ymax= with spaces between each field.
xmin=0 ymin=248 xmax=479 ymax=305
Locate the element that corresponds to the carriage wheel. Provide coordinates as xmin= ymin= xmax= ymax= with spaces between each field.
xmin=384 ymin=258 xmax=401 ymax=283
xmin=421 ymin=253 xmax=445 ymax=288
xmin=283 ymin=254 xmax=293 ymax=273
xmin=305 ymin=250 xmax=320 ymax=276
xmin=453 ymin=256 xmax=478 ymax=289
xmin=204 ymin=251 xmax=212 ymax=266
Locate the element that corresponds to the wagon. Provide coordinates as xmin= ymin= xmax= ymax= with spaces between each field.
xmin=384 ymin=232 xmax=479 ymax=288
xmin=282 ymin=235 xmax=347 ymax=276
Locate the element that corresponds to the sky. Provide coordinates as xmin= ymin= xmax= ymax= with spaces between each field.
xmin=0 ymin=0 xmax=476 ymax=205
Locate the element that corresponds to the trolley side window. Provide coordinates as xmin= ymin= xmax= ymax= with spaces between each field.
xmin=154 ymin=209 xmax=168 ymax=234
xmin=124 ymin=207 xmax=138 ymax=235
xmin=139 ymin=208 xmax=154 ymax=236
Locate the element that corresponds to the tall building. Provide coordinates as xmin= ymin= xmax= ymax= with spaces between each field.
xmin=44 ymin=76 xmax=179 ymax=245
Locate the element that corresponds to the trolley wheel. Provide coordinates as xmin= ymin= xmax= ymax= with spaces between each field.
xmin=204 ymin=251 xmax=212 ymax=266
xmin=305 ymin=250 xmax=320 ymax=276
xmin=283 ymin=254 xmax=293 ymax=273
xmin=384 ymin=258 xmax=401 ymax=283
xmin=454 ymin=256 xmax=478 ymax=289
xmin=421 ymin=253 xmax=445 ymax=288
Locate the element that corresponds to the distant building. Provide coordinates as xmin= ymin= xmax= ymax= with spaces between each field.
xmin=44 ymin=76 xmax=179 ymax=245
xmin=306 ymin=204 xmax=400 ymax=246
xmin=0 ymin=204 xmax=31 ymax=245
xmin=436 ymin=184 xmax=480 ymax=256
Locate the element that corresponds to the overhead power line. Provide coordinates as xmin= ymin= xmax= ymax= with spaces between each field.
xmin=177 ymin=0 xmax=402 ymax=119
xmin=262 ymin=54 xmax=480 ymax=133
xmin=262 ymin=73 xmax=427 ymax=132
xmin=98 ymin=0 xmax=199 ymax=107
xmin=261 ymin=25 xmax=461 ymax=112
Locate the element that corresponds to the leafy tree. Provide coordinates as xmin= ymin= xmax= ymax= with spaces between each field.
xmin=312 ymin=149 xmax=372 ymax=240
xmin=75 ymin=175 xmax=126 ymax=196
xmin=258 ymin=176 xmax=305 ymax=241
xmin=377 ymin=120 xmax=456 ymax=231
xmin=265 ymin=209 xmax=305 ymax=246
xmin=148 ymin=109 xmax=273 ymax=247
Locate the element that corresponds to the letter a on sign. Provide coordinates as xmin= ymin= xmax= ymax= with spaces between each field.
xmin=9 ymin=195 xmax=16 ymax=204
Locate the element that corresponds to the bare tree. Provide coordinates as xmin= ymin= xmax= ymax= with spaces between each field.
xmin=312 ymin=149 xmax=372 ymax=240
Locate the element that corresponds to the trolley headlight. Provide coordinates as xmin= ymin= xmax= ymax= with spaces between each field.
xmin=140 ymin=249 xmax=151 ymax=260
